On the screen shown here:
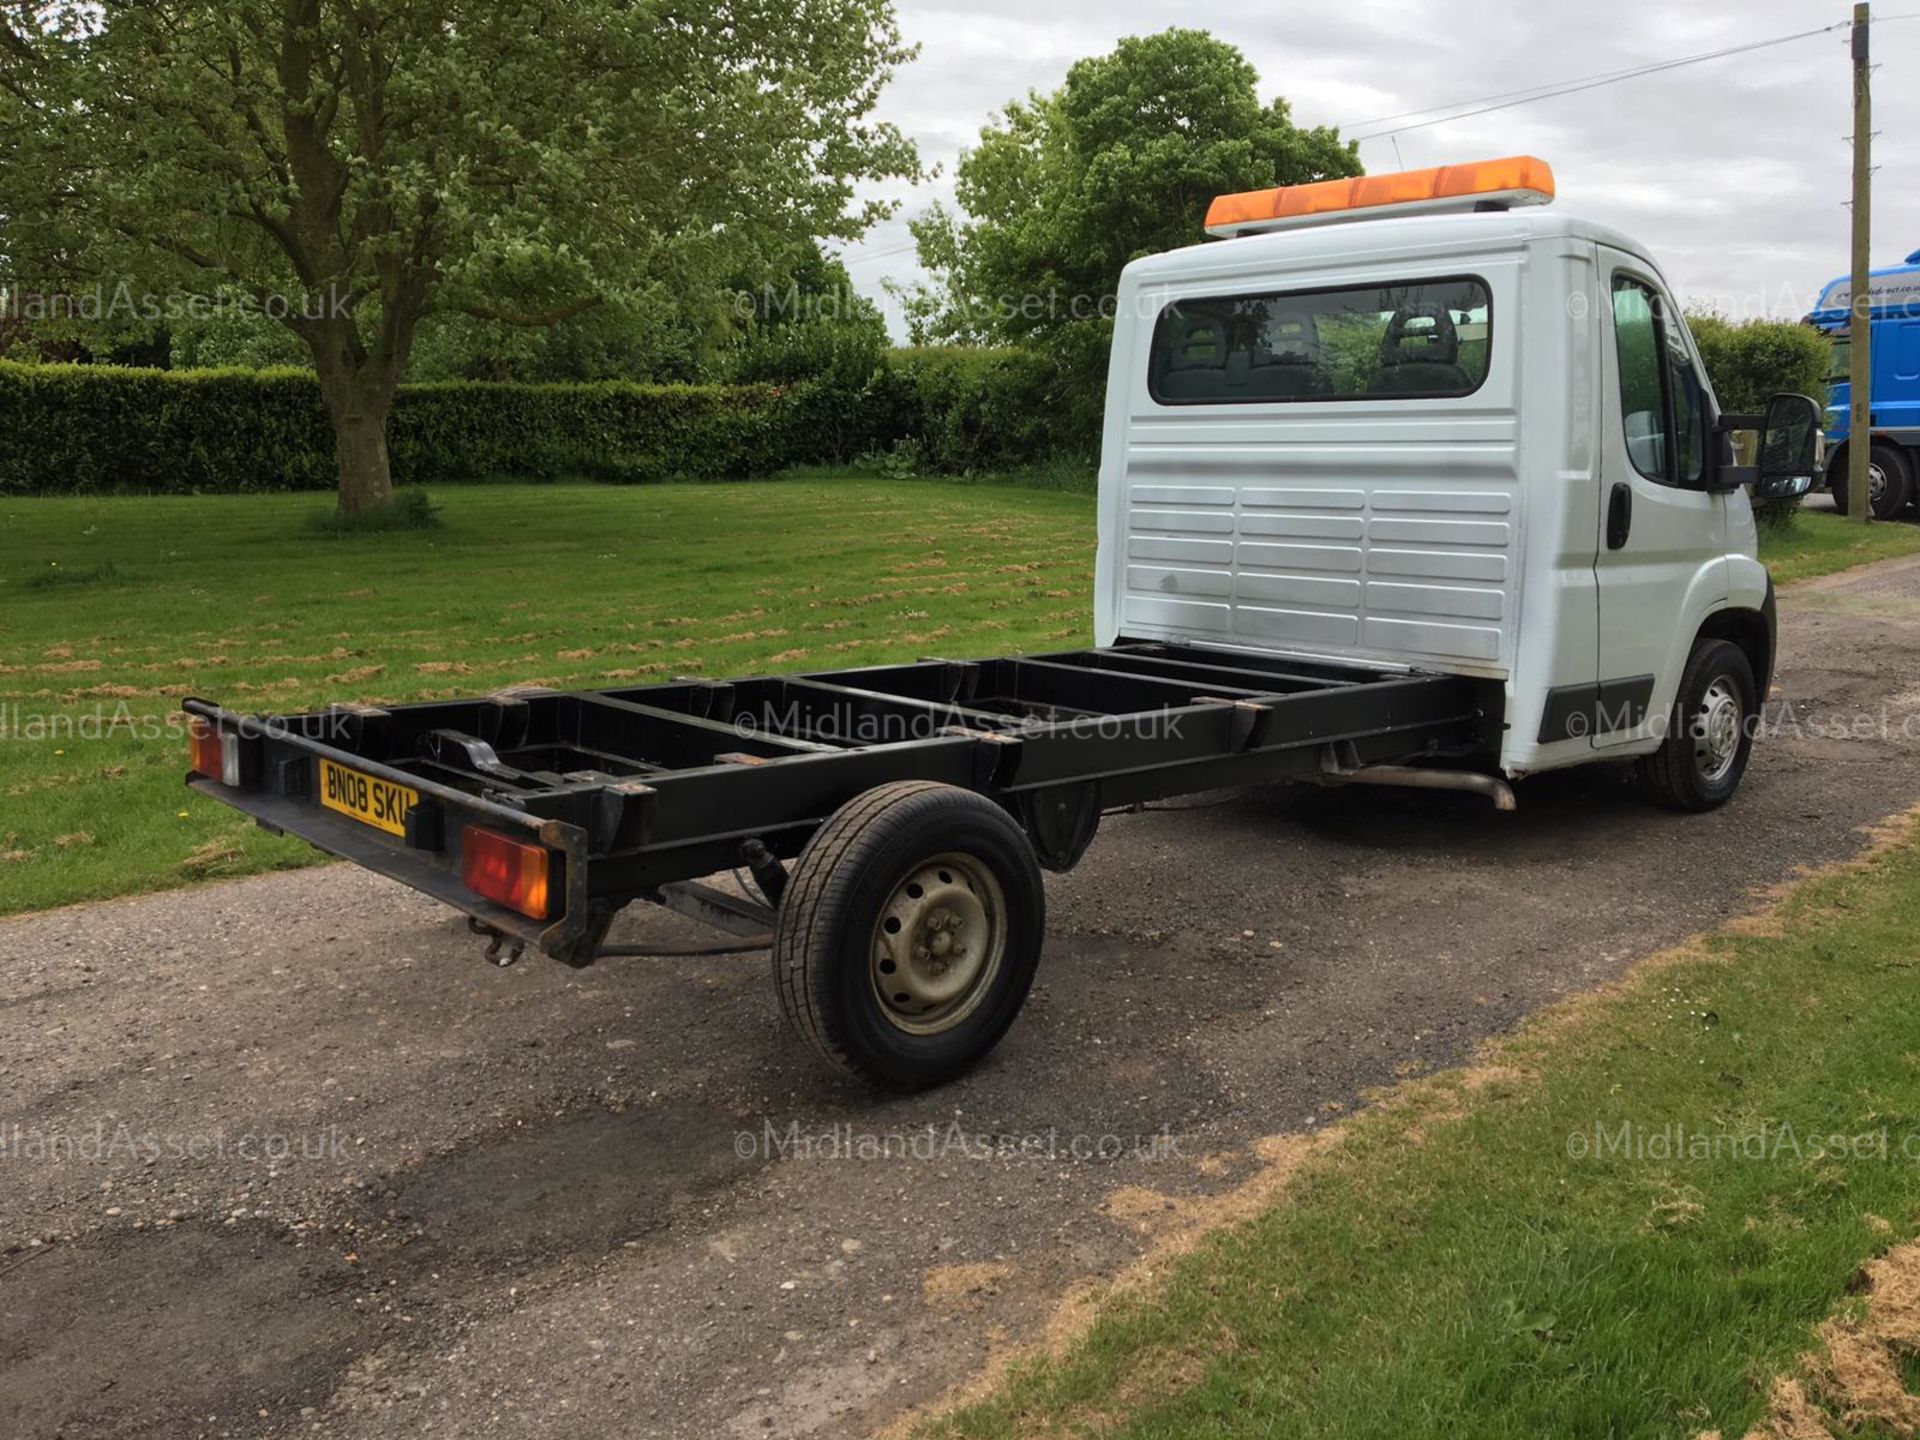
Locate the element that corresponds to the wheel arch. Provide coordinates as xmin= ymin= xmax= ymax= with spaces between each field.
xmin=1825 ymin=436 xmax=1850 ymax=489
xmin=1694 ymin=595 xmax=1774 ymax=703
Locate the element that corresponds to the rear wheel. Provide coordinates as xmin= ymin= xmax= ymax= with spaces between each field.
xmin=1829 ymin=441 xmax=1913 ymax=520
xmin=773 ymin=782 xmax=1045 ymax=1089
xmin=1635 ymin=639 xmax=1758 ymax=812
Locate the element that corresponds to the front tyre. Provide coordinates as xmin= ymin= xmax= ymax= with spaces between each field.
xmin=1829 ymin=441 xmax=1913 ymax=520
xmin=1635 ymin=639 xmax=1758 ymax=812
xmin=773 ymin=782 xmax=1045 ymax=1089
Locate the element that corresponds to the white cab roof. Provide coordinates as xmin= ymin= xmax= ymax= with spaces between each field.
xmin=1122 ymin=208 xmax=1662 ymax=288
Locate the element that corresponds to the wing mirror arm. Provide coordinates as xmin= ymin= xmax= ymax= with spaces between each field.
xmin=1709 ymin=412 xmax=1759 ymax=493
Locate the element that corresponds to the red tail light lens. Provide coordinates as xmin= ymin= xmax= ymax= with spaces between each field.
xmin=188 ymin=718 xmax=224 ymax=779
xmin=461 ymin=826 xmax=552 ymax=920
xmin=187 ymin=717 xmax=255 ymax=786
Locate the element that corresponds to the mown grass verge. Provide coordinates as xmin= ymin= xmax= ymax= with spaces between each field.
xmin=917 ymin=809 xmax=1920 ymax=1440
xmin=0 ymin=478 xmax=1093 ymax=915
xmin=1760 ymin=506 xmax=1920 ymax=585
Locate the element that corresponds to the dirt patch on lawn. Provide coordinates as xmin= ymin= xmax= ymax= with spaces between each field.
xmin=1705 ymin=1240 xmax=1920 ymax=1439
xmin=922 ymin=1262 xmax=1013 ymax=1308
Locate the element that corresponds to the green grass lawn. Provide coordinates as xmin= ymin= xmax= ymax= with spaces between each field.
xmin=925 ymin=814 xmax=1920 ymax=1440
xmin=1759 ymin=505 xmax=1920 ymax=584
xmin=0 ymin=479 xmax=1094 ymax=915
xmin=0 ymin=482 xmax=1911 ymax=919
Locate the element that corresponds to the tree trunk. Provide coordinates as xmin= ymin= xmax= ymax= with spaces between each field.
xmin=300 ymin=294 xmax=420 ymax=516
xmin=331 ymin=402 xmax=395 ymax=515
xmin=311 ymin=338 xmax=400 ymax=517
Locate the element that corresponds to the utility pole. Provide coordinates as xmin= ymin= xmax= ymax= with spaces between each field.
xmin=1848 ymin=1 xmax=1874 ymax=522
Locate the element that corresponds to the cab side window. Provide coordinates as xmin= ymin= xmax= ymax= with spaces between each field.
xmin=1611 ymin=275 xmax=1709 ymax=488
xmin=1612 ymin=280 xmax=1667 ymax=481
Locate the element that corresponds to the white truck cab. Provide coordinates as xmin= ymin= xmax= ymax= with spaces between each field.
xmin=1095 ymin=156 xmax=1820 ymax=809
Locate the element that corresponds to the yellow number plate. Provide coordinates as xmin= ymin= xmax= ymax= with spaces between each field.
xmin=318 ymin=758 xmax=419 ymax=838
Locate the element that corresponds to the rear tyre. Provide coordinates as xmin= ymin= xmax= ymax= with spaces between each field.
xmin=1635 ymin=639 xmax=1758 ymax=812
xmin=773 ymin=781 xmax=1045 ymax=1089
xmin=1829 ymin=442 xmax=1913 ymax=520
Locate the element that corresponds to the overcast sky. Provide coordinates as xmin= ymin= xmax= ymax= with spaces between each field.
xmin=842 ymin=0 xmax=1919 ymax=334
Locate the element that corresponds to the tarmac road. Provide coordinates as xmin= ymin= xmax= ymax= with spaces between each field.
xmin=5 ymin=555 xmax=1920 ymax=1440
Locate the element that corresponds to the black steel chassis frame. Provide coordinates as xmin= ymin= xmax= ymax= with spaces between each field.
xmin=183 ymin=639 xmax=1499 ymax=965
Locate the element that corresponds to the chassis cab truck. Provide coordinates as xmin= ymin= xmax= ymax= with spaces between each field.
xmin=184 ymin=157 xmax=1819 ymax=1090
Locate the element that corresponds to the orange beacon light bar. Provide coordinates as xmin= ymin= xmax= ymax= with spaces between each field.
xmin=1205 ymin=156 xmax=1555 ymax=238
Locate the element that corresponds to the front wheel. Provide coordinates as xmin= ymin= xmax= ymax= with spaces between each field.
xmin=1829 ymin=442 xmax=1913 ymax=520
xmin=773 ymin=782 xmax=1045 ymax=1089
xmin=1635 ymin=639 xmax=1758 ymax=812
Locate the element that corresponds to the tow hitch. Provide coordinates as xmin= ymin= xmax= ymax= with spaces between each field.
xmin=467 ymin=917 xmax=526 ymax=967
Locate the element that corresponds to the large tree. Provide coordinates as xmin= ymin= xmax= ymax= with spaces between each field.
xmin=0 ymin=0 xmax=918 ymax=512
xmin=900 ymin=28 xmax=1359 ymax=350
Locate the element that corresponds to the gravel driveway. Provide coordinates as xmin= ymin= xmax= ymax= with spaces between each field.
xmin=6 ymin=555 xmax=1920 ymax=1440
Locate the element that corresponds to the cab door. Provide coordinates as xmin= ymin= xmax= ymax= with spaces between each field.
xmin=1590 ymin=253 xmax=1728 ymax=748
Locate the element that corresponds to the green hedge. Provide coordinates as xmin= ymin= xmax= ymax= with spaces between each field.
xmin=0 ymin=363 xmax=337 ymax=494
xmin=0 ymin=361 xmax=807 ymax=494
xmin=892 ymin=346 xmax=1099 ymax=471
xmin=1685 ymin=314 xmax=1831 ymax=414
xmin=389 ymin=379 xmax=797 ymax=484
xmin=0 ymin=349 xmax=1094 ymax=494
xmin=780 ymin=346 xmax=1096 ymax=473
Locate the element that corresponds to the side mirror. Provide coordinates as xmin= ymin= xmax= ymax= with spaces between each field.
xmin=1754 ymin=392 xmax=1820 ymax=500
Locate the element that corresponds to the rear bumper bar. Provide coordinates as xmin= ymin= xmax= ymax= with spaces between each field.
xmin=184 ymin=698 xmax=596 ymax=960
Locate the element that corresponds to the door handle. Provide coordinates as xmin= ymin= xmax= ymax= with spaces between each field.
xmin=1607 ymin=483 xmax=1633 ymax=550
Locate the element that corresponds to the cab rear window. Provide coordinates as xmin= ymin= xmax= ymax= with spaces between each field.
xmin=1148 ymin=277 xmax=1492 ymax=405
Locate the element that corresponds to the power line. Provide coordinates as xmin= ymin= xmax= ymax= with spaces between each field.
xmin=838 ymin=242 xmax=919 ymax=267
xmin=1346 ymin=24 xmax=1845 ymax=139
xmin=1345 ymin=21 xmax=1866 ymax=142
xmin=1341 ymin=52 xmax=1761 ymax=133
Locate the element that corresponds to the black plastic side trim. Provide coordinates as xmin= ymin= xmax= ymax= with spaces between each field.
xmin=1537 ymin=675 xmax=1657 ymax=743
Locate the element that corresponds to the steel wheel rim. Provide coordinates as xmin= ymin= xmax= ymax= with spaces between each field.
xmin=870 ymin=853 xmax=1006 ymax=1035
xmin=1870 ymin=461 xmax=1889 ymax=508
xmin=1693 ymin=676 xmax=1743 ymax=785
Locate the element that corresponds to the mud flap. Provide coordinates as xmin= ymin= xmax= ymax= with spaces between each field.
xmin=1019 ymin=782 xmax=1102 ymax=873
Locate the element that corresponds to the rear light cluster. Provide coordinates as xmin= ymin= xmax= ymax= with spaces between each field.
xmin=187 ymin=718 xmax=250 ymax=787
xmin=461 ymin=826 xmax=552 ymax=920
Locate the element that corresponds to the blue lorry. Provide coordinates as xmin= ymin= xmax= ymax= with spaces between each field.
xmin=1807 ymin=251 xmax=1920 ymax=518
